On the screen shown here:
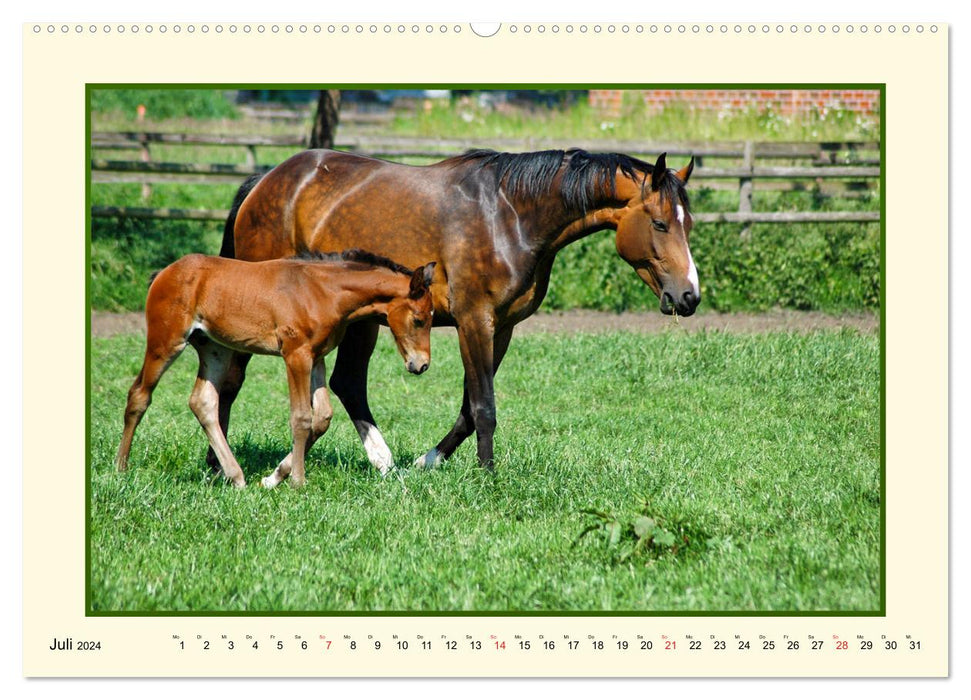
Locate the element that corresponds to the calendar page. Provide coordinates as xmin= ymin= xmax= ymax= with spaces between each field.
xmin=22 ymin=21 xmax=947 ymax=677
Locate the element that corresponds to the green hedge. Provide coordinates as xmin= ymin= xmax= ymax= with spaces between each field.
xmin=91 ymin=216 xmax=879 ymax=314
xmin=545 ymin=221 xmax=880 ymax=313
xmin=545 ymin=187 xmax=880 ymax=313
xmin=90 ymin=218 xmax=224 ymax=311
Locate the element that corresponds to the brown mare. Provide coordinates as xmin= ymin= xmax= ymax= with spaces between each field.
xmin=219 ymin=148 xmax=698 ymax=471
xmin=115 ymin=250 xmax=436 ymax=488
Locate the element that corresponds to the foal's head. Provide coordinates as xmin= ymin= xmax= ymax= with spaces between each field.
xmin=387 ymin=262 xmax=436 ymax=375
xmin=615 ymin=153 xmax=700 ymax=316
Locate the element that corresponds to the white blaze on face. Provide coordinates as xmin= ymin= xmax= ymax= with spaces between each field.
xmin=686 ymin=248 xmax=700 ymax=297
xmin=677 ymin=204 xmax=700 ymax=297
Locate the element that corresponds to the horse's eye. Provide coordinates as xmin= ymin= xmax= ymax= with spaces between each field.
xmin=652 ymin=220 xmax=668 ymax=232
xmin=413 ymin=317 xmax=425 ymax=328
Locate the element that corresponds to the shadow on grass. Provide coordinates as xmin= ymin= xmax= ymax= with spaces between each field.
xmin=154 ymin=433 xmax=407 ymax=489
xmin=216 ymin=433 xmax=378 ymax=482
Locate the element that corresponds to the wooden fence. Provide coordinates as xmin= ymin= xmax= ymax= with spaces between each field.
xmin=91 ymin=132 xmax=881 ymax=225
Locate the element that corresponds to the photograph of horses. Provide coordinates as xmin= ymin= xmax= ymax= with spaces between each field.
xmin=88 ymin=87 xmax=881 ymax=613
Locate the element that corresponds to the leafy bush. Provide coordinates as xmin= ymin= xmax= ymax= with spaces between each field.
xmin=545 ymin=220 xmax=880 ymax=314
xmin=90 ymin=218 xmax=223 ymax=311
xmin=89 ymin=215 xmax=880 ymax=313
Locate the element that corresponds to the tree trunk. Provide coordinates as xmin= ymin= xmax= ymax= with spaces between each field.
xmin=309 ymin=90 xmax=341 ymax=149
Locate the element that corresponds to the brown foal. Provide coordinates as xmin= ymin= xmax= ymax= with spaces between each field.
xmin=115 ymin=250 xmax=436 ymax=488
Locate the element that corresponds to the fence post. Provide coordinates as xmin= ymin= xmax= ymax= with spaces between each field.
xmin=738 ymin=140 xmax=754 ymax=239
xmin=139 ymin=137 xmax=152 ymax=201
xmin=245 ymin=144 xmax=257 ymax=169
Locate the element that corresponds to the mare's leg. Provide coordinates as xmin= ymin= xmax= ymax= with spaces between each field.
xmin=115 ymin=336 xmax=188 ymax=472
xmin=205 ymin=351 xmax=252 ymax=473
xmin=329 ymin=322 xmax=395 ymax=475
xmin=460 ymin=315 xmax=501 ymax=469
xmin=417 ymin=324 xmax=513 ymax=468
xmin=263 ymin=356 xmax=333 ymax=488
xmin=189 ymin=339 xmax=246 ymax=488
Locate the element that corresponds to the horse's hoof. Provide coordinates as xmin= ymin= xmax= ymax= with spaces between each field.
xmin=289 ymin=478 xmax=307 ymax=489
xmin=414 ymin=448 xmax=443 ymax=469
xmin=261 ymin=476 xmax=277 ymax=489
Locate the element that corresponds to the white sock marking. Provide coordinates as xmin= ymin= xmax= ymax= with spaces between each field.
xmin=362 ymin=425 xmax=394 ymax=475
xmin=414 ymin=448 xmax=443 ymax=468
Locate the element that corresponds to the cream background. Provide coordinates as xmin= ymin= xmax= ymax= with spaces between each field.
xmin=22 ymin=23 xmax=947 ymax=677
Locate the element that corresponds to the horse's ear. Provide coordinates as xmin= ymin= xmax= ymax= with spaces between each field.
xmin=651 ymin=152 xmax=668 ymax=191
xmin=676 ymin=157 xmax=695 ymax=185
xmin=422 ymin=261 xmax=436 ymax=288
xmin=409 ymin=262 xmax=436 ymax=299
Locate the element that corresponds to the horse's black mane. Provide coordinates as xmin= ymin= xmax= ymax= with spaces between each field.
xmin=451 ymin=148 xmax=689 ymax=213
xmin=293 ymin=248 xmax=413 ymax=276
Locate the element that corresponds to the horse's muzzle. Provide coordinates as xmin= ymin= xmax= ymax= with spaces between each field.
xmin=407 ymin=358 xmax=430 ymax=375
xmin=661 ymin=289 xmax=700 ymax=317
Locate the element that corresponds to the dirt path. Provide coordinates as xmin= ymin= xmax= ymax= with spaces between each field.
xmin=91 ymin=309 xmax=878 ymax=339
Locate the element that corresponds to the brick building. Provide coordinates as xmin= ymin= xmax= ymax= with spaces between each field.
xmin=588 ymin=89 xmax=880 ymax=117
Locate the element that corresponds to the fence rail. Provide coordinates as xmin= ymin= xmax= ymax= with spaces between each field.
xmin=91 ymin=131 xmax=881 ymax=226
xmin=92 ymin=131 xmax=879 ymax=160
xmin=91 ymin=159 xmax=880 ymax=181
xmin=92 ymin=206 xmax=232 ymax=221
xmin=90 ymin=205 xmax=881 ymax=224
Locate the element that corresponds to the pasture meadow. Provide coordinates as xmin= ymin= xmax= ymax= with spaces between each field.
xmin=89 ymin=327 xmax=880 ymax=613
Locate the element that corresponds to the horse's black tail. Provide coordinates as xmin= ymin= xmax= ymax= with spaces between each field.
xmin=219 ymin=173 xmax=264 ymax=258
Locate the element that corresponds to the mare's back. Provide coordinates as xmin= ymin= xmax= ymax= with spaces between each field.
xmin=234 ymin=150 xmax=459 ymax=266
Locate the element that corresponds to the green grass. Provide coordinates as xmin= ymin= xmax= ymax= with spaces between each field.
xmin=90 ymin=89 xmax=879 ymax=143
xmin=91 ymin=88 xmax=239 ymax=121
xmin=393 ymin=98 xmax=879 ymax=142
xmin=90 ymin=328 xmax=880 ymax=613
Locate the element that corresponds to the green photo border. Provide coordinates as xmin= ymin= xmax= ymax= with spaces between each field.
xmin=85 ymin=83 xmax=886 ymax=618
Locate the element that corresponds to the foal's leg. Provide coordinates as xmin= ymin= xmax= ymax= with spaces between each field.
xmin=188 ymin=340 xmax=246 ymax=488
xmin=115 ymin=337 xmax=188 ymax=472
xmin=263 ymin=356 xmax=333 ymax=488
xmin=279 ymin=347 xmax=315 ymax=488
xmin=329 ymin=322 xmax=395 ymax=474
xmin=416 ymin=324 xmax=513 ymax=468
xmin=205 ymin=351 xmax=252 ymax=473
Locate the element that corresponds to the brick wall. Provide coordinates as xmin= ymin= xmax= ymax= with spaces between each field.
xmin=589 ymin=89 xmax=880 ymax=117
